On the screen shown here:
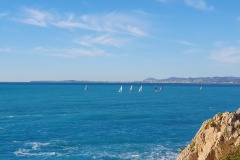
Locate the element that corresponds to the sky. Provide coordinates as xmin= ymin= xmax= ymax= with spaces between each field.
xmin=0 ymin=0 xmax=240 ymax=82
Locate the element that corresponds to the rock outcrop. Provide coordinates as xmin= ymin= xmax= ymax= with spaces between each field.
xmin=178 ymin=108 xmax=240 ymax=160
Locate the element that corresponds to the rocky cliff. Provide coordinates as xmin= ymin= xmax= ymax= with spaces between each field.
xmin=178 ymin=108 xmax=240 ymax=160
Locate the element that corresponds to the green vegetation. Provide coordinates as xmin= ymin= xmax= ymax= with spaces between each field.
xmin=220 ymin=145 xmax=240 ymax=160
xmin=221 ymin=156 xmax=240 ymax=160
xmin=190 ymin=142 xmax=195 ymax=152
xmin=218 ymin=112 xmax=224 ymax=116
xmin=210 ymin=121 xmax=217 ymax=127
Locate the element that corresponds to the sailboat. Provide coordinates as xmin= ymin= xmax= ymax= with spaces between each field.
xmin=155 ymin=86 xmax=159 ymax=93
xmin=118 ymin=85 xmax=123 ymax=92
xmin=84 ymin=85 xmax=88 ymax=91
xmin=129 ymin=85 xmax=133 ymax=92
xmin=200 ymin=86 xmax=203 ymax=90
xmin=138 ymin=85 xmax=143 ymax=92
xmin=159 ymin=86 xmax=163 ymax=91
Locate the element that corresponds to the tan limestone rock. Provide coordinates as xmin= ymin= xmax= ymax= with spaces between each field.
xmin=177 ymin=108 xmax=240 ymax=160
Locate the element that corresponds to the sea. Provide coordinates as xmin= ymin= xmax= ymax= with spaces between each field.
xmin=1 ymin=83 xmax=240 ymax=160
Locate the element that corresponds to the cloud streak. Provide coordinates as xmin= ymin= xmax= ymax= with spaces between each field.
xmin=19 ymin=8 xmax=148 ymax=37
xmin=211 ymin=47 xmax=240 ymax=63
xmin=75 ymin=35 xmax=127 ymax=47
xmin=184 ymin=0 xmax=213 ymax=11
xmin=156 ymin=0 xmax=169 ymax=3
xmin=20 ymin=8 xmax=53 ymax=27
xmin=33 ymin=47 xmax=110 ymax=57
xmin=0 ymin=48 xmax=12 ymax=53
xmin=0 ymin=12 xmax=8 ymax=17
xmin=236 ymin=16 xmax=240 ymax=22
xmin=177 ymin=40 xmax=195 ymax=46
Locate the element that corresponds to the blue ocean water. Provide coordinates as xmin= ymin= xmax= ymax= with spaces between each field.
xmin=1 ymin=83 xmax=240 ymax=160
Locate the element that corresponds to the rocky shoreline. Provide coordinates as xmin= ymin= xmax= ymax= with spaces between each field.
xmin=178 ymin=108 xmax=240 ymax=160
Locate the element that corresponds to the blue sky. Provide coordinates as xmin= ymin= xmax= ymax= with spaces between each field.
xmin=1 ymin=0 xmax=240 ymax=81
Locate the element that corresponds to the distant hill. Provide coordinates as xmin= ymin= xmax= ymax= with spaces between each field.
xmin=143 ymin=77 xmax=240 ymax=84
xmin=143 ymin=77 xmax=159 ymax=82
xmin=29 ymin=77 xmax=240 ymax=84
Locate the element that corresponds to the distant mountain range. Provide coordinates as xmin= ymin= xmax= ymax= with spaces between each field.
xmin=29 ymin=77 xmax=240 ymax=84
xmin=143 ymin=77 xmax=240 ymax=84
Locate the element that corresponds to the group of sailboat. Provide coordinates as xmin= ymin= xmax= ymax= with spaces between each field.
xmin=84 ymin=84 xmax=144 ymax=92
xmin=119 ymin=85 xmax=143 ymax=92
xmin=84 ymin=85 xmax=202 ymax=92
xmin=118 ymin=85 xmax=160 ymax=93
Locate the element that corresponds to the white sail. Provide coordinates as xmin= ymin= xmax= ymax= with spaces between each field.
xmin=129 ymin=85 xmax=133 ymax=92
xmin=118 ymin=85 xmax=123 ymax=92
xmin=200 ymin=86 xmax=203 ymax=90
xmin=138 ymin=85 xmax=142 ymax=92
xmin=84 ymin=85 xmax=88 ymax=91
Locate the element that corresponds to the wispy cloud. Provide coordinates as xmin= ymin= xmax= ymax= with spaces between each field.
xmin=15 ymin=8 xmax=149 ymax=58
xmin=75 ymin=35 xmax=127 ymax=47
xmin=18 ymin=8 xmax=148 ymax=37
xmin=156 ymin=0 xmax=169 ymax=3
xmin=213 ymin=41 xmax=225 ymax=47
xmin=55 ymin=12 xmax=147 ymax=37
xmin=236 ymin=16 xmax=240 ymax=22
xmin=0 ymin=47 xmax=110 ymax=57
xmin=33 ymin=47 xmax=110 ymax=57
xmin=177 ymin=40 xmax=195 ymax=46
xmin=20 ymin=8 xmax=53 ymax=27
xmin=0 ymin=48 xmax=12 ymax=53
xmin=123 ymin=25 xmax=147 ymax=37
xmin=132 ymin=9 xmax=152 ymax=16
xmin=184 ymin=0 xmax=213 ymax=11
xmin=211 ymin=47 xmax=240 ymax=63
xmin=0 ymin=12 xmax=8 ymax=17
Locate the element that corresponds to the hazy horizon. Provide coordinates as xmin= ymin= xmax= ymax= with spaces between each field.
xmin=1 ymin=0 xmax=240 ymax=81
xmin=1 ymin=76 xmax=240 ymax=83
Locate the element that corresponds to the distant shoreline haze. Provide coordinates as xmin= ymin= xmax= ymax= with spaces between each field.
xmin=3 ymin=76 xmax=238 ymax=84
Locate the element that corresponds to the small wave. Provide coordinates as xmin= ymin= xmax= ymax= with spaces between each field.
xmin=23 ymin=114 xmax=43 ymax=117
xmin=14 ymin=149 xmax=62 ymax=157
xmin=14 ymin=141 xmax=178 ymax=159
xmin=14 ymin=141 xmax=64 ymax=157
xmin=88 ymin=150 xmax=177 ymax=160
xmin=0 ymin=114 xmax=43 ymax=118
xmin=0 ymin=115 xmax=14 ymax=118
xmin=62 ymin=146 xmax=79 ymax=151
xmin=26 ymin=142 xmax=50 ymax=150
xmin=76 ymin=144 xmax=178 ymax=160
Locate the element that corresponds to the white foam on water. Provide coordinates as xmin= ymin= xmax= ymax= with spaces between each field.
xmin=14 ymin=141 xmax=63 ymax=157
xmin=14 ymin=141 xmax=178 ymax=159
xmin=14 ymin=149 xmax=62 ymax=157
xmin=25 ymin=142 xmax=50 ymax=150
xmin=63 ymin=146 xmax=79 ymax=151
xmin=76 ymin=144 xmax=178 ymax=160
xmin=1 ymin=114 xmax=44 ymax=119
